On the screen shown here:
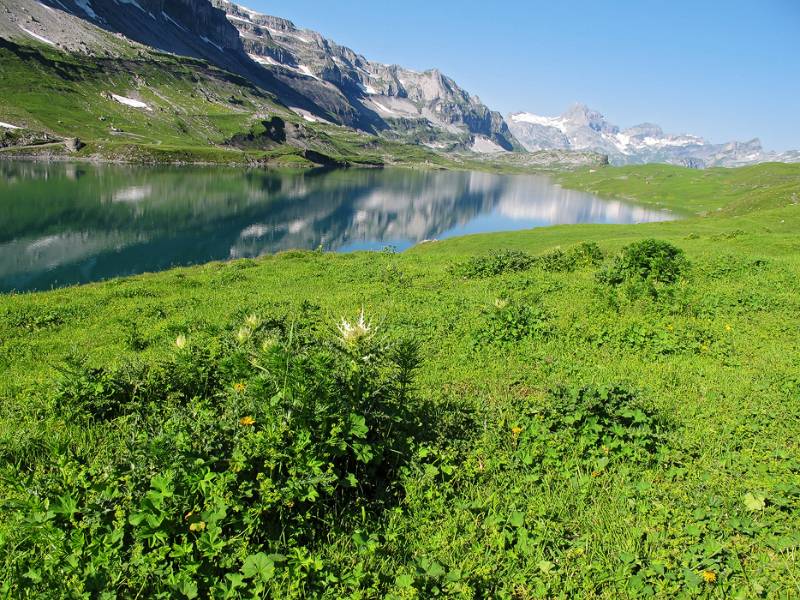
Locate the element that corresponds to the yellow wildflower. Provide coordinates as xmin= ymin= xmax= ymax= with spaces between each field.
xmin=239 ymin=416 xmax=256 ymax=426
xmin=702 ymin=570 xmax=716 ymax=584
xmin=511 ymin=425 xmax=523 ymax=436
xmin=591 ymin=470 xmax=602 ymax=478
xmin=233 ymin=382 xmax=247 ymax=393
xmin=189 ymin=521 xmax=206 ymax=532
xmin=724 ymin=324 xmax=732 ymax=332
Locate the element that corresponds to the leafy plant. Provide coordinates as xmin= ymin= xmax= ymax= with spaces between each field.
xmin=541 ymin=385 xmax=667 ymax=466
xmin=453 ymin=243 xmax=605 ymax=279
xmin=598 ymin=239 xmax=689 ymax=298
xmin=4 ymin=310 xmax=425 ymax=597
xmin=451 ymin=249 xmax=537 ymax=278
xmin=474 ymin=299 xmax=552 ymax=344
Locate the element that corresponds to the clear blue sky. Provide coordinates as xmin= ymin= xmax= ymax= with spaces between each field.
xmin=244 ymin=0 xmax=799 ymax=151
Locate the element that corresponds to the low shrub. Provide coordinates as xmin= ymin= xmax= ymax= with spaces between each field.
xmin=451 ymin=250 xmax=537 ymax=278
xmin=3 ymin=310 xmax=424 ymax=598
xmin=538 ymin=242 xmax=605 ymax=273
xmin=452 ymin=243 xmax=605 ymax=279
xmin=597 ymin=239 xmax=689 ymax=299
xmin=474 ymin=298 xmax=552 ymax=345
xmin=543 ymin=385 xmax=666 ymax=464
xmin=510 ymin=385 xmax=668 ymax=474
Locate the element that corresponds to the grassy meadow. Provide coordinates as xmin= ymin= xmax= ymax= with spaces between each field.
xmin=1 ymin=163 xmax=799 ymax=598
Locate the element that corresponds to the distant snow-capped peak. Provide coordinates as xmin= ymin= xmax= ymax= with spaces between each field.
xmin=508 ymin=104 xmax=792 ymax=167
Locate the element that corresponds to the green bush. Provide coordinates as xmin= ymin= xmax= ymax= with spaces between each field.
xmin=453 ymin=243 xmax=605 ymax=279
xmin=542 ymin=385 xmax=666 ymax=465
xmin=597 ymin=239 xmax=689 ymax=298
xmin=506 ymin=386 xmax=668 ymax=479
xmin=538 ymin=242 xmax=605 ymax=273
xmin=3 ymin=311 xmax=423 ymax=598
xmin=474 ymin=299 xmax=552 ymax=344
xmin=451 ymin=249 xmax=537 ymax=278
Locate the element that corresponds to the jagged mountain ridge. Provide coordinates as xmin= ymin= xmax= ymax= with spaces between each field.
xmin=0 ymin=0 xmax=519 ymax=151
xmin=0 ymin=0 xmax=323 ymax=115
xmin=212 ymin=0 xmax=520 ymax=151
xmin=508 ymin=104 xmax=799 ymax=168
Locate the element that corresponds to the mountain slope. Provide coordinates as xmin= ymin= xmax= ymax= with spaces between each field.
xmin=0 ymin=0 xmax=339 ymax=119
xmin=508 ymin=103 xmax=800 ymax=167
xmin=0 ymin=0 xmax=520 ymax=152
xmin=212 ymin=0 xmax=521 ymax=151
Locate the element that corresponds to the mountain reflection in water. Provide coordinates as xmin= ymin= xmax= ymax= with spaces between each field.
xmin=0 ymin=162 xmax=675 ymax=292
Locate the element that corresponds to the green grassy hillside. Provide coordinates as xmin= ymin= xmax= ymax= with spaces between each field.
xmin=0 ymin=39 xmax=608 ymax=173
xmin=1 ymin=163 xmax=799 ymax=598
xmin=0 ymin=38 xmax=438 ymax=168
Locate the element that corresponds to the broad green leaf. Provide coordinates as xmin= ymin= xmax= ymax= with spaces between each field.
xmin=395 ymin=574 xmax=414 ymax=588
xmin=242 ymin=553 xmax=275 ymax=582
xmin=743 ymin=493 xmax=766 ymax=512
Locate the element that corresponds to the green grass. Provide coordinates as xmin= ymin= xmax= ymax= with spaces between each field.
xmin=558 ymin=162 xmax=800 ymax=215
xmin=1 ymin=165 xmax=799 ymax=596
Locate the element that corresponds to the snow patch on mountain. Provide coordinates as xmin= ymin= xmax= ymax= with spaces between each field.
xmin=200 ymin=36 xmax=223 ymax=52
xmin=248 ymin=53 xmax=279 ymax=66
xmin=161 ymin=11 xmax=188 ymax=32
xmin=0 ymin=122 xmax=21 ymax=130
xmin=510 ymin=113 xmax=568 ymax=133
xmin=115 ymin=0 xmax=145 ymax=11
xmin=297 ymin=65 xmax=318 ymax=79
xmin=371 ymin=101 xmax=400 ymax=117
xmin=290 ymin=107 xmax=330 ymax=124
xmin=19 ymin=26 xmax=57 ymax=46
xmin=110 ymin=94 xmax=152 ymax=110
xmin=267 ymin=27 xmax=312 ymax=45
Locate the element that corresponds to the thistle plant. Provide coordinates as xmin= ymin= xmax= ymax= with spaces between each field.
xmin=337 ymin=308 xmax=374 ymax=347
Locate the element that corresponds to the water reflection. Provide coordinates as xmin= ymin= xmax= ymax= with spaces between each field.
xmin=0 ymin=162 xmax=675 ymax=292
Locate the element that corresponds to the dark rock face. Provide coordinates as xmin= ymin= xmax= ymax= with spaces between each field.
xmin=212 ymin=0 xmax=522 ymax=150
xmin=31 ymin=0 xmax=330 ymax=119
xmin=226 ymin=117 xmax=319 ymax=149
xmin=42 ymin=0 xmax=243 ymax=61
xmin=0 ymin=128 xmax=59 ymax=148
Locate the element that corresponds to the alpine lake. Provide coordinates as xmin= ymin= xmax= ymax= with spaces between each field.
xmin=0 ymin=162 xmax=676 ymax=292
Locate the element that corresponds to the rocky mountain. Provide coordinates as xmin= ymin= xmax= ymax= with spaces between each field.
xmin=0 ymin=0 xmax=327 ymax=115
xmin=508 ymin=104 xmax=800 ymax=168
xmin=0 ymin=0 xmax=519 ymax=151
xmin=211 ymin=0 xmax=520 ymax=151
